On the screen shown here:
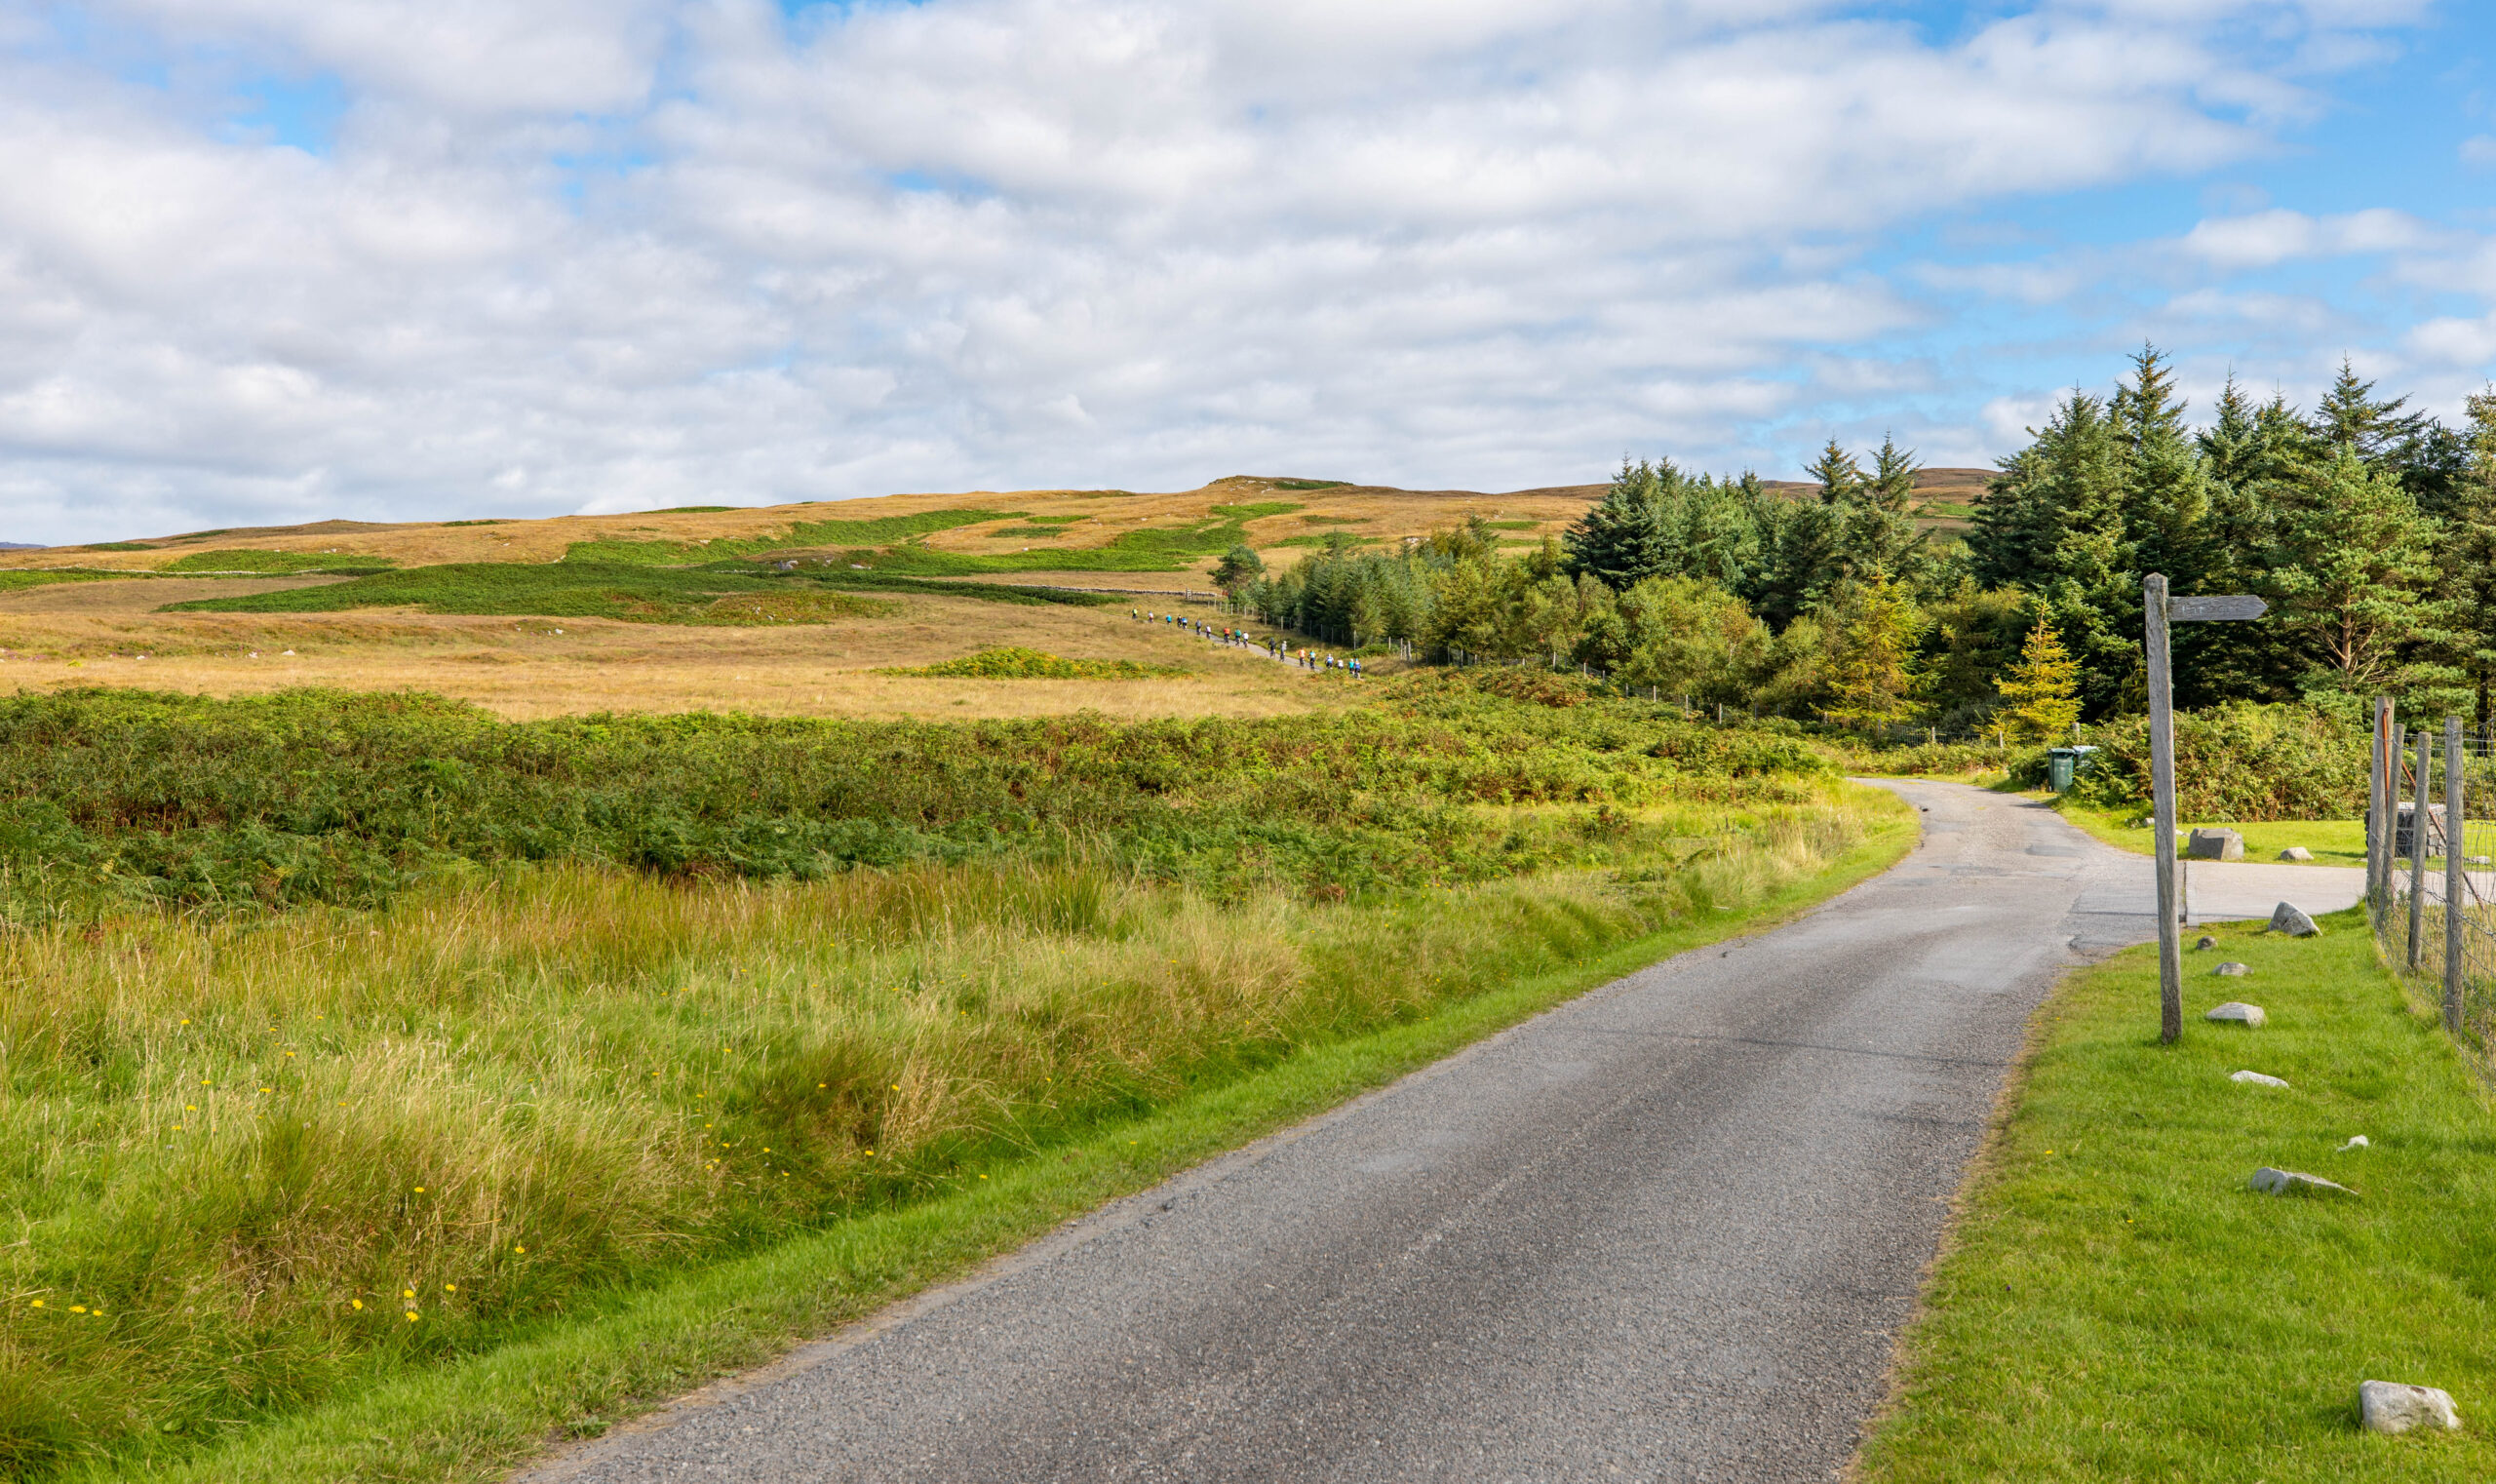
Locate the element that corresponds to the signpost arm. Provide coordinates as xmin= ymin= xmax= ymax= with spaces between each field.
xmin=2145 ymin=574 xmax=2181 ymax=1044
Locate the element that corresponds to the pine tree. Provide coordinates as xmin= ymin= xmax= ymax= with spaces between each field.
xmin=1865 ymin=434 xmax=1919 ymax=513
xmin=2113 ymin=345 xmax=2214 ymax=596
xmin=1212 ymin=543 xmax=1265 ymax=599
xmin=1994 ymin=615 xmax=2083 ymax=741
xmin=1562 ymin=459 xmax=1679 ymax=588
xmin=1822 ymin=581 xmax=1924 ymax=728
xmin=2270 ymin=445 xmax=2459 ymax=704
xmin=2311 ymin=357 xmax=2425 ymax=460
xmin=1807 ymin=440 xmax=1863 ymax=505
xmin=2441 ymin=387 xmax=2496 ymax=727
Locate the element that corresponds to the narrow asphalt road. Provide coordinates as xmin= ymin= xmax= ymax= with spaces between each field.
xmin=527 ymin=783 xmax=2339 ymax=1484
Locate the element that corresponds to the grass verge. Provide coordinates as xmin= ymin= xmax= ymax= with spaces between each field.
xmin=2051 ymin=800 xmax=2366 ymax=867
xmin=91 ymin=801 xmax=1914 ymax=1484
xmin=1854 ymin=908 xmax=2496 ymax=1482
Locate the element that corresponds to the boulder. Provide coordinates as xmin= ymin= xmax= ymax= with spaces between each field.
xmin=2193 ymin=935 xmax=2217 ymax=952
xmin=2248 ymin=1166 xmax=2356 ymax=1197
xmin=2230 ymin=1070 xmax=2290 ymax=1088
xmin=2360 ymin=1380 xmax=2459 ymax=1434
xmin=2279 ymin=846 xmax=2314 ymax=862
xmin=2187 ymin=828 xmax=2245 ymax=862
xmin=2206 ymin=1001 xmax=2266 ymax=1026
xmin=2267 ymin=902 xmax=2320 ymax=937
xmin=2213 ymin=961 xmax=2250 ymax=976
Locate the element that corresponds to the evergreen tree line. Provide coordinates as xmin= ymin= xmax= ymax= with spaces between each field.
xmin=1225 ymin=348 xmax=2496 ymax=733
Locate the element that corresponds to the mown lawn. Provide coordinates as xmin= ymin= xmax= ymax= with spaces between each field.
xmin=2054 ymin=799 xmax=2367 ymax=867
xmin=1858 ymin=909 xmax=2496 ymax=1481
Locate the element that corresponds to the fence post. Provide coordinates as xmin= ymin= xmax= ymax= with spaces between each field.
xmin=2381 ymin=717 xmax=2404 ymax=928
xmin=2411 ymin=724 xmax=2431 ymax=970
xmin=2365 ymin=701 xmax=2384 ymax=920
xmin=2446 ymin=716 xmax=2467 ymax=1033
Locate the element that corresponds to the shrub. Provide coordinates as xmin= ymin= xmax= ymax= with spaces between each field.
xmin=881 ymin=646 xmax=1185 ymax=680
xmin=2062 ymin=702 xmax=2368 ymax=820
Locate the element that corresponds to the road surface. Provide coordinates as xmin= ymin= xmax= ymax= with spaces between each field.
xmin=527 ymin=782 xmax=2360 ymax=1484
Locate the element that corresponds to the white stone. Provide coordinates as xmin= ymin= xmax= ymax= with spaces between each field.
xmin=2213 ymin=961 xmax=2250 ymax=977
xmin=2206 ymin=1001 xmax=2265 ymax=1026
xmin=2338 ymin=1135 xmax=2369 ymax=1152
xmin=2360 ymin=1380 xmax=2459 ymax=1434
xmin=2279 ymin=846 xmax=2313 ymax=862
xmin=2230 ymin=1070 xmax=2289 ymax=1088
xmin=2249 ymin=1166 xmax=2356 ymax=1197
xmin=2267 ymin=902 xmax=2320 ymax=937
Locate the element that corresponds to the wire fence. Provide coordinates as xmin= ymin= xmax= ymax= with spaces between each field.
xmin=2371 ymin=716 xmax=2496 ymax=1076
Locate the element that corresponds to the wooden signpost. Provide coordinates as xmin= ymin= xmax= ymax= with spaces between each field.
xmin=2144 ymin=574 xmax=2268 ymax=1044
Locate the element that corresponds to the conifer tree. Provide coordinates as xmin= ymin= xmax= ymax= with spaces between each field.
xmin=1807 ymin=440 xmax=1864 ymax=504
xmin=2442 ymin=387 xmax=2496 ymax=726
xmin=1212 ymin=543 xmax=1265 ymax=599
xmin=1994 ymin=615 xmax=2083 ymax=740
xmin=2311 ymin=357 xmax=2423 ymax=460
xmin=1865 ymin=434 xmax=1919 ymax=513
xmin=1562 ymin=459 xmax=1679 ymax=588
xmin=2270 ymin=445 xmax=2458 ymax=704
xmin=1822 ymin=580 xmax=1924 ymax=728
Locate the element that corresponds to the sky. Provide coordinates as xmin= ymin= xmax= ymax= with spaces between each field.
xmin=0 ymin=0 xmax=2492 ymax=544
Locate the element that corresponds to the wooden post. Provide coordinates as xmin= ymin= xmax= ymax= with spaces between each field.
xmin=2446 ymin=716 xmax=2467 ymax=1033
xmin=2366 ymin=698 xmax=2389 ymax=923
xmin=2376 ymin=718 xmax=2396 ymax=927
xmin=2410 ymin=723 xmax=2430 ymax=970
xmin=2145 ymin=574 xmax=2181 ymax=1044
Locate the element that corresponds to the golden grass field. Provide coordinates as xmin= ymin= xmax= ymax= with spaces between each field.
xmin=0 ymin=574 xmax=1356 ymax=721
xmin=0 ymin=467 xmax=1992 ymax=721
xmin=0 ymin=475 xmax=1605 ymax=720
xmin=0 ymin=475 xmax=1602 ymax=574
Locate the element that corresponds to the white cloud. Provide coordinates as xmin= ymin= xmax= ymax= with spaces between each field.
xmin=2404 ymin=313 xmax=2496 ymax=368
xmin=0 ymin=0 xmax=2466 ymax=543
xmin=2177 ymin=207 xmax=2432 ymax=268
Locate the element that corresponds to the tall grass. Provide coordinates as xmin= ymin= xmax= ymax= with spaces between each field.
xmin=0 ymin=787 xmax=1888 ymax=1476
xmin=0 ymin=680 xmax=1832 ymax=919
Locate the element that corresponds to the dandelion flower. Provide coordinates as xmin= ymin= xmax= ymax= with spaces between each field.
xmin=444 ymin=1283 xmax=456 ymax=1293
xmin=69 ymin=1307 xmax=85 ymax=1314
xmin=185 ymin=1105 xmax=196 ymax=1112
xmin=413 ymin=1187 xmax=424 ymax=1192
xmin=352 ymin=1300 xmax=364 ymax=1310
xmin=515 ymin=1245 xmax=526 ymax=1254
xmin=402 ymin=1289 xmax=414 ymax=1299
xmin=180 ymin=1018 xmax=190 ymax=1025
xmin=28 ymin=1300 xmax=40 ymax=1308
xmin=406 ymin=1310 xmax=419 ymax=1322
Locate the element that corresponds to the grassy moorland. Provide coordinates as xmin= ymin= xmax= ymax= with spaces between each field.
xmin=1857 ymin=910 xmax=2496 ymax=1481
xmin=0 ymin=676 xmax=1911 ymax=1480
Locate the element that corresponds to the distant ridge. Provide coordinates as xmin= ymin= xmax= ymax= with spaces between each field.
xmin=0 ymin=542 xmax=43 ymax=550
